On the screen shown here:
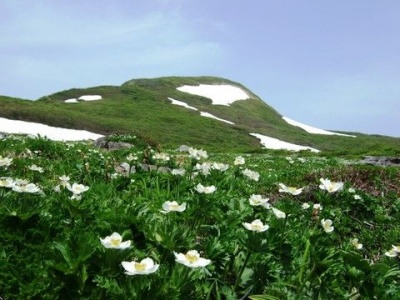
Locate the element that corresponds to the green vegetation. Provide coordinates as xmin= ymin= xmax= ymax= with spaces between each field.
xmin=0 ymin=135 xmax=399 ymax=299
xmin=0 ymin=76 xmax=399 ymax=155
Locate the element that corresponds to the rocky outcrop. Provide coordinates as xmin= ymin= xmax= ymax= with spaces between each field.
xmin=93 ymin=137 xmax=134 ymax=150
xmin=360 ymin=156 xmax=400 ymax=167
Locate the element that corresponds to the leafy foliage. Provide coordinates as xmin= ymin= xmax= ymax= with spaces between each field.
xmin=0 ymin=135 xmax=399 ymax=299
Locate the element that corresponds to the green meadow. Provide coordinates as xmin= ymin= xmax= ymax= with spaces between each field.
xmin=1 ymin=76 xmax=399 ymax=155
xmin=1 ymin=134 xmax=399 ymax=299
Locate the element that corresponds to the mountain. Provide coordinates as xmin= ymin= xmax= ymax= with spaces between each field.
xmin=0 ymin=76 xmax=399 ymax=154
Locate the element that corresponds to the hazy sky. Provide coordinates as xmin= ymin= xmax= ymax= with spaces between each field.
xmin=1 ymin=0 xmax=399 ymax=137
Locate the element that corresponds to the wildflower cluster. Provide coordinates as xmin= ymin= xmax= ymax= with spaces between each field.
xmin=0 ymin=135 xmax=399 ymax=299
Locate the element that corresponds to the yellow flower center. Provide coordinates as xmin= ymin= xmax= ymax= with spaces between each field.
xmin=170 ymin=203 xmax=179 ymax=210
xmin=252 ymin=224 xmax=262 ymax=231
xmin=185 ymin=252 xmax=200 ymax=263
xmin=135 ymin=262 xmax=146 ymax=271
xmin=110 ymin=238 xmax=121 ymax=246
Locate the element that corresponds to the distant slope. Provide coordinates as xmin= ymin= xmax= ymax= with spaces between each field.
xmin=0 ymin=76 xmax=399 ymax=154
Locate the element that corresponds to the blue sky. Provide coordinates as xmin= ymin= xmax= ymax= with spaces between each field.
xmin=1 ymin=0 xmax=399 ymax=137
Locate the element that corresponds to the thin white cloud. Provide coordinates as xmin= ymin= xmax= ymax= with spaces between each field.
xmin=0 ymin=2 xmax=226 ymax=99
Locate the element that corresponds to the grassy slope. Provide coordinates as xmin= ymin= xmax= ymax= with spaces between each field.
xmin=0 ymin=76 xmax=399 ymax=154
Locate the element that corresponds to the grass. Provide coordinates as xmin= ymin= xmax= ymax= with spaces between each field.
xmin=0 ymin=76 xmax=399 ymax=155
xmin=0 ymin=134 xmax=399 ymax=299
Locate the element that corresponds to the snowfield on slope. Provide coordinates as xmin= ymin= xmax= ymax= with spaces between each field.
xmin=176 ymin=84 xmax=249 ymax=106
xmin=283 ymin=117 xmax=356 ymax=137
xmin=1 ymin=83 xmax=338 ymax=151
xmin=0 ymin=117 xmax=104 ymax=141
xmin=168 ymin=97 xmax=198 ymax=111
xmin=64 ymin=95 xmax=103 ymax=103
xmin=199 ymin=112 xmax=235 ymax=125
xmin=168 ymin=97 xmax=235 ymax=124
xmin=250 ymin=133 xmax=320 ymax=152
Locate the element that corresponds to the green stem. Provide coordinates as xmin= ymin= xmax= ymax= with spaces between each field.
xmin=297 ymin=238 xmax=311 ymax=287
xmin=223 ymin=245 xmax=239 ymax=279
xmin=234 ymin=251 xmax=252 ymax=292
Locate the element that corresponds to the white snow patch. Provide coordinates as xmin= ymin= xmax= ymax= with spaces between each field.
xmin=250 ymin=133 xmax=320 ymax=152
xmin=167 ymin=97 xmax=234 ymax=125
xmin=0 ymin=117 xmax=104 ymax=141
xmin=65 ymin=98 xmax=79 ymax=103
xmin=78 ymin=95 xmax=102 ymax=101
xmin=177 ymin=84 xmax=249 ymax=106
xmin=282 ymin=117 xmax=356 ymax=137
xmin=200 ymin=112 xmax=235 ymax=125
xmin=168 ymin=97 xmax=198 ymax=111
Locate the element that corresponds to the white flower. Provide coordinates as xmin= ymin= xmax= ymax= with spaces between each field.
xmin=195 ymin=162 xmax=212 ymax=176
xmin=121 ymin=258 xmax=159 ymax=275
xmin=153 ymin=152 xmax=170 ymax=161
xmin=195 ymin=183 xmax=216 ymax=194
xmin=25 ymin=183 xmax=42 ymax=193
xmin=392 ymin=245 xmax=400 ymax=253
xmin=234 ymin=156 xmax=245 ymax=165
xmin=301 ymin=203 xmax=311 ymax=210
xmin=272 ymin=207 xmax=286 ymax=219
xmin=28 ymin=164 xmax=44 ymax=173
xmin=100 ymin=232 xmax=131 ymax=249
xmin=0 ymin=156 xmax=13 ymax=168
xmin=286 ymin=157 xmax=294 ymax=164
xmin=188 ymin=148 xmax=208 ymax=160
xmin=313 ymin=203 xmax=323 ymax=211
xmin=278 ymin=183 xmax=303 ymax=195
xmin=243 ymin=219 xmax=270 ymax=232
xmin=174 ymin=250 xmax=211 ymax=268
xmin=111 ymin=173 xmax=121 ymax=179
xmin=321 ymin=219 xmax=334 ymax=233
xmin=12 ymin=182 xmax=41 ymax=193
xmin=248 ymin=194 xmax=270 ymax=208
xmin=353 ymin=195 xmax=362 ymax=200
xmin=351 ymin=238 xmax=363 ymax=250
xmin=59 ymin=175 xmax=70 ymax=183
xmin=319 ymin=178 xmax=344 ymax=193
xmin=161 ymin=201 xmax=186 ymax=213
xmin=126 ymin=154 xmax=138 ymax=161
xmin=384 ymin=249 xmax=398 ymax=257
xmin=348 ymin=188 xmax=356 ymax=193
xmin=67 ymin=183 xmax=89 ymax=195
xmin=70 ymin=194 xmax=82 ymax=200
xmin=242 ymin=169 xmax=260 ymax=181
xmin=386 ymin=245 xmax=400 ymax=257
xmin=212 ymin=162 xmax=229 ymax=172
xmin=171 ymin=168 xmax=186 ymax=176
xmin=0 ymin=177 xmax=15 ymax=188
xmin=15 ymin=179 xmax=29 ymax=185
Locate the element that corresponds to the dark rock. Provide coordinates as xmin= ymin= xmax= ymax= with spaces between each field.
xmin=139 ymin=164 xmax=158 ymax=172
xmin=107 ymin=142 xmax=134 ymax=150
xmin=157 ymin=166 xmax=171 ymax=174
xmin=138 ymin=164 xmax=170 ymax=173
xmin=94 ymin=137 xmax=107 ymax=148
xmin=119 ymin=162 xmax=130 ymax=175
xmin=177 ymin=145 xmax=191 ymax=152
xmin=130 ymin=165 xmax=136 ymax=174
xmin=360 ymin=156 xmax=400 ymax=167
xmin=93 ymin=137 xmax=134 ymax=150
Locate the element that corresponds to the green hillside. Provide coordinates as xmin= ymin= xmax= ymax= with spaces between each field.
xmin=0 ymin=76 xmax=399 ymax=154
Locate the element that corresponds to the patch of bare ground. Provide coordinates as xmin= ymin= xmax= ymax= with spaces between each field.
xmin=303 ymin=165 xmax=400 ymax=197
